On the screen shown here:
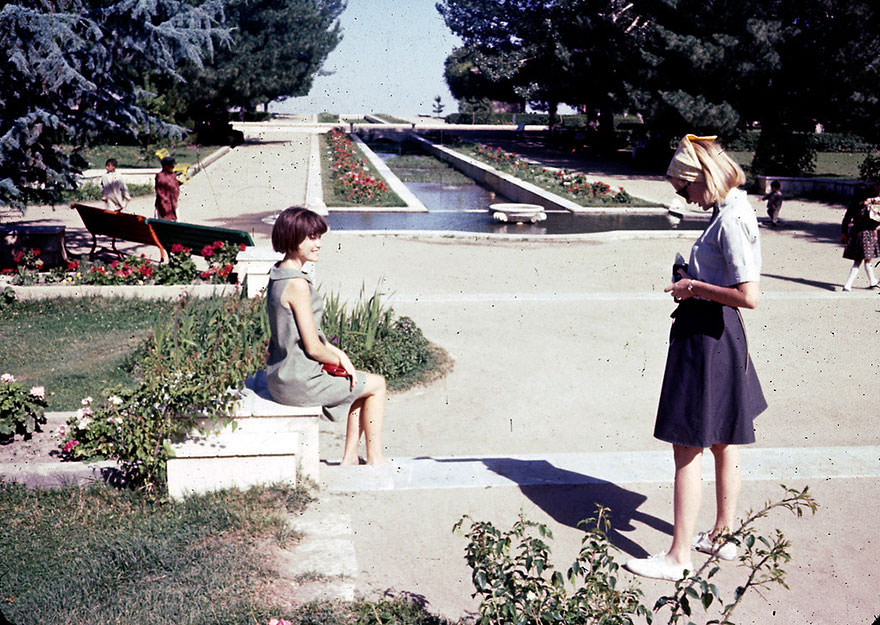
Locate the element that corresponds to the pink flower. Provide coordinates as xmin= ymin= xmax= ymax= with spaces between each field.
xmin=1 ymin=373 xmax=14 ymax=383
xmin=63 ymin=440 xmax=79 ymax=453
xmin=268 ymin=620 xmax=292 ymax=625
xmin=201 ymin=245 xmax=214 ymax=258
xmin=171 ymin=243 xmax=185 ymax=254
xmin=29 ymin=386 xmax=45 ymax=399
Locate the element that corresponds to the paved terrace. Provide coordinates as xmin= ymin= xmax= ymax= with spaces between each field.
xmin=10 ymin=118 xmax=880 ymax=624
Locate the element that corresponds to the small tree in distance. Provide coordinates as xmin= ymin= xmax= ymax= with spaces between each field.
xmin=433 ymin=95 xmax=446 ymax=118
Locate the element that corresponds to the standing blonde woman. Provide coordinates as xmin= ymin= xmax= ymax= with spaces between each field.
xmin=625 ymin=135 xmax=767 ymax=581
xmin=266 ymin=207 xmax=387 ymax=465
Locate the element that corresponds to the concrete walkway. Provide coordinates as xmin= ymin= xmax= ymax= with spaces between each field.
xmin=7 ymin=119 xmax=879 ymax=625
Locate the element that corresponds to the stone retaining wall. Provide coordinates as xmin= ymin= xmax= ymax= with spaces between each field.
xmin=756 ymin=175 xmax=864 ymax=198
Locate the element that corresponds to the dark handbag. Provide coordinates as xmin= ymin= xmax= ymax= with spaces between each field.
xmin=322 ymin=362 xmax=348 ymax=377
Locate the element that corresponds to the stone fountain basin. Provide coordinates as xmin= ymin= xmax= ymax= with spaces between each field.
xmin=490 ymin=203 xmax=547 ymax=224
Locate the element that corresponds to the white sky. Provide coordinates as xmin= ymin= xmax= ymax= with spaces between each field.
xmin=272 ymin=0 xmax=462 ymax=116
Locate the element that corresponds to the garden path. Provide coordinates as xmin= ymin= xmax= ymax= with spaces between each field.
xmin=6 ymin=119 xmax=878 ymax=624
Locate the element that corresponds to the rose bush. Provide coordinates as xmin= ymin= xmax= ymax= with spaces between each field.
xmin=325 ymin=127 xmax=392 ymax=203
xmin=469 ymin=143 xmax=634 ymax=205
xmin=4 ymin=241 xmax=246 ymax=287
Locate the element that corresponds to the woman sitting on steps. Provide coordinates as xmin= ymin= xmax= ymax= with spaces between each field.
xmin=265 ymin=206 xmax=387 ymax=466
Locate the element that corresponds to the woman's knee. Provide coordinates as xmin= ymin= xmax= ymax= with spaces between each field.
xmin=362 ymin=372 xmax=386 ymax=397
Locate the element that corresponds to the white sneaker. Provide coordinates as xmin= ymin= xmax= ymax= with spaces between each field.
xmin=693 ymin=531 xmax=738 ymax=561
xmin=624 ymin=552 xmax=691 ymax=581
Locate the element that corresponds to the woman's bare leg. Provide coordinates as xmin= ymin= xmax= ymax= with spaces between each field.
xmin=710 ymin=444 xmax=741 ymax=536
xmin=340 ymin=374 xmax=386 ymax=465
xmin=341 ymin=399 xmax=365 ymax=465
xmin=667 ymin=444 xmax=702 ymax=566
xmin=359 ymin=373 xmax=387 ymax=465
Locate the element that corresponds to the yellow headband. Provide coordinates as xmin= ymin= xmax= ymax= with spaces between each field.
xmin=666 ymin=134 xmax=718 ymax=182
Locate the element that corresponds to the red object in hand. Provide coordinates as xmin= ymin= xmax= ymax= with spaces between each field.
xmin=322 ymin=363 xmax=348 ymax=377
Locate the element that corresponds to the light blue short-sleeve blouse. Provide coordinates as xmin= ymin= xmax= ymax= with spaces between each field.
xmin=688 ymin=188 xmax=762 ymax=287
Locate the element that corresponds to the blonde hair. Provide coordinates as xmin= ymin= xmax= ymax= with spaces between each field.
xmin=690 ymin=139 xmax=745 ymax=204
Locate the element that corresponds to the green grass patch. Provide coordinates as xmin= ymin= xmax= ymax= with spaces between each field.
xmin=0 ymin=481 xmax=312 ymax=625
xmin=0 ymin=297 xmax=185 ymax=410
xmin=75 ymin=143 xmax=224 ymax=169
xmin=728 ymin=151 xmax=865 ymax=179
xmin=373 ymin=113 xmax=410 ymax=124
xmin=318 ymin=112 xmax=340 ymax=123
xmin=381 ymin=153 xmax=474 ymax=186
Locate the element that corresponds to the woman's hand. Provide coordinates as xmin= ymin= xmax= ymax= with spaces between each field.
xmin=664 ymin=268 xmax=694 ymax=302
xmin=328 ymin=344 xmax=357 ymax=390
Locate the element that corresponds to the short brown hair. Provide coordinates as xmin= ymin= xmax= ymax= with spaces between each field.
xmin=271 ymin=207 xmax=328 ymax=254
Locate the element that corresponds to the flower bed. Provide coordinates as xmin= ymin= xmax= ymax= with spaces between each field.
xmin=2 ymin=241 xmax=246 ymax=287
xmin=465 ymin=143 xmax=635 ymax=206
xmin=323 ymin=127 xmax=396 ymax=204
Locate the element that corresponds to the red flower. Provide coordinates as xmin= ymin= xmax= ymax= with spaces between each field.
xmin=31 ymin=248 xmax=40 ymax=256
xmin=67 ymin=260 xmax=79 ymax=271
xmin=200 ymin=270 xmax=211 ymax=279
xmin=171 ymin=243 xmax=185 ymax=254
xmin=212 ymin=241 xmax=224 ymax=249
xmin=201 ymin=245 xmax=214 ymax=258
xmin=238 ymin=244 xmax=247 ymax=251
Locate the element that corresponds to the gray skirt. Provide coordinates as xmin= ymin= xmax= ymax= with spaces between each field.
xmin=654 ymin=300 xmax=767 ymax=447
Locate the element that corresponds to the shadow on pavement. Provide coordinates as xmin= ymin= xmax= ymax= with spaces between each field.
xmin=433 ymin=456 xmax=671 ymax=558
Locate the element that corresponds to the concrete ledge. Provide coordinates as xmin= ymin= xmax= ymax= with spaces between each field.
xmin=756 ymin=175 xmax=863 ymax=197
xmin=167 ymin=431 xmax=301 ymax=500
xmin=351 ymin=135 xmax=428 ymax=212
xmin=5 ymin=283 xmax=241 ymax=300
xmin=232 ymin=371 xmax=322 ymax=481
xmin=306 ymin=132 xmax=328 ymax=215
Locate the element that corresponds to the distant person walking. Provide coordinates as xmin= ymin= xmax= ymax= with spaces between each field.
xmin=840 ymin=182 xmax=880 ymax=291
xmin=100 ymin=158 xmax=131 ymax=211
xmin=624 ymin=134 xmax=767 ymax=581
xmin=154 ymin=156 xmax=180 ymax=221
xmin=762 ymin=179 xmax=783 ymax=226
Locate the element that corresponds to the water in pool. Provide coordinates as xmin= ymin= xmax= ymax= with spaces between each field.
xmin=326 ymin=152 xmax=706 ymax=235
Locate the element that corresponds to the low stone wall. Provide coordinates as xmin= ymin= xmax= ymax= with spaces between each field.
xmin=5 ymin=283 xmax=240 ymax=300
xmin=756 ymin=175 xmax=864 ymax=198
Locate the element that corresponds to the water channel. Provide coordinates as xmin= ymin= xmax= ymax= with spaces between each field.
xmin=325 ymin=151 xmax=707 ymax=235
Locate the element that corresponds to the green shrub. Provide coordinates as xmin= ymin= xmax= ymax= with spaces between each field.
xmin=321 ymin=286 xmax=441 ymax=391
xmin=859 ymin=153 xmax=880 ymax=181
xmin=811 ymin=132 xmax=876 ymax=153
xmin=0 ymin=373 xmax=47 ymax=441
xmin=61 ymin=294 xmax=268 ymax=493
xmin=752 ymin=129 xmax=816 ymax=176
xmin=456 ymin=486 xmax=818 ymax=625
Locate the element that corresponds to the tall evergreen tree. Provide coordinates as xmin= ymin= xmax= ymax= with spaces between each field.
xmin=0 ymin=0 xmax=226 ymax=207
xmin=173 ymin=0 xmax=345 ymax=123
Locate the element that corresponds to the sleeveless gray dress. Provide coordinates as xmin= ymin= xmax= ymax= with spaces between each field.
xmin=265 ymin=264 xmax=366 ymax=421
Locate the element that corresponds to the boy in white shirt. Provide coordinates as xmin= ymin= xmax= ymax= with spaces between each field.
xmin=100 ymin=158 xmax=131 ymax=211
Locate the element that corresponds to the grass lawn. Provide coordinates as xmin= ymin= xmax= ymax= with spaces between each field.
xmin=0 ymin=298 xmax=185 ymax=410
xmin=0 ymin=482 xmax=312 ymax=625
xmin=728 ymin=151 xmax=866 ymax=179
xmin=77 ymin=143 xmax=224 ymax=170
xmin=382 ymin=153 xmax=474 ymax=185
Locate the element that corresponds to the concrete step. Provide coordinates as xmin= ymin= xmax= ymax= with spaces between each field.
xmin=167 ymin=430 xmax=301 ymax=500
